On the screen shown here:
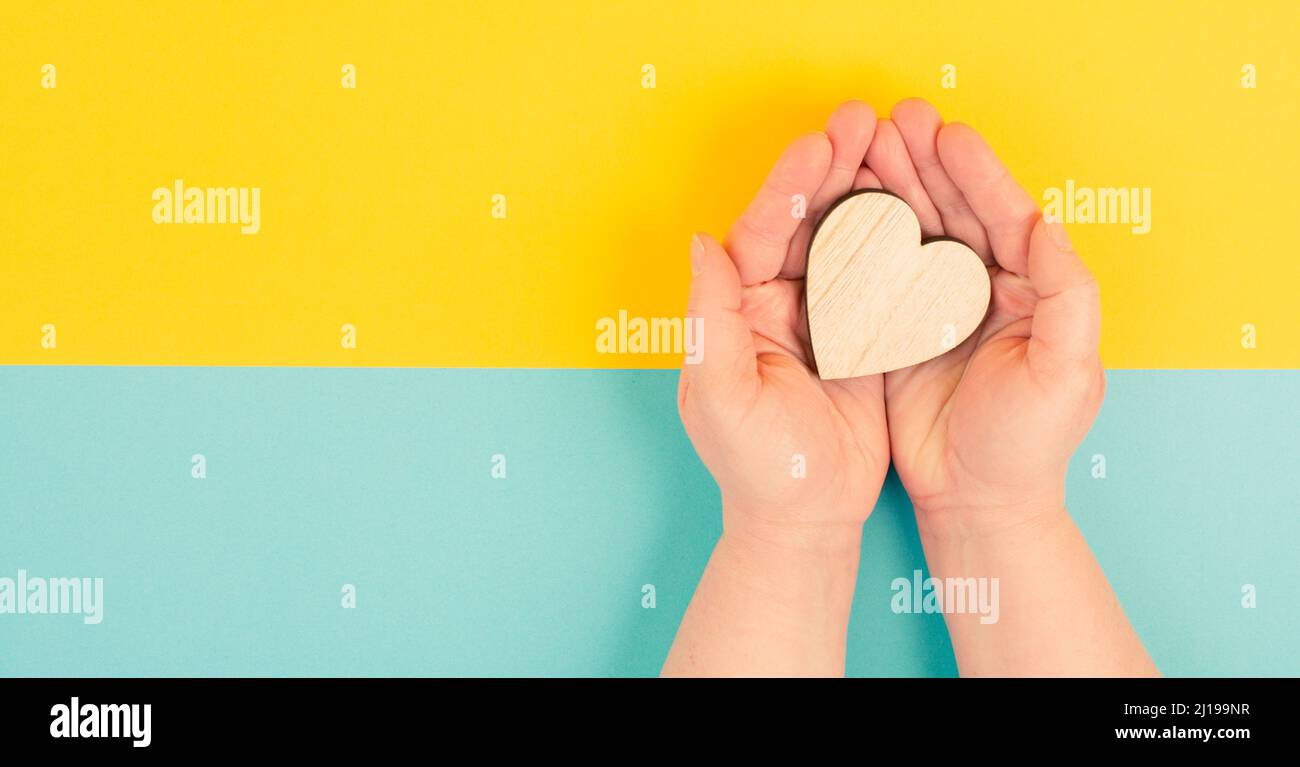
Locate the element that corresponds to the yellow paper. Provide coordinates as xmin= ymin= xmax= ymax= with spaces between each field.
xmin=3 ymin=0 xmax=1296 ymax=368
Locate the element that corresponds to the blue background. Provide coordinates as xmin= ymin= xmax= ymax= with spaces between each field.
xmin=0 ymin=368 xmax=1295 ymax=676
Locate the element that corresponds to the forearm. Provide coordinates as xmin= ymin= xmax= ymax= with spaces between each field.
xmin=662 ymin=514 xmax=863 ymax=677
xmin=918 ymin=504 xmax=1157 ymax=677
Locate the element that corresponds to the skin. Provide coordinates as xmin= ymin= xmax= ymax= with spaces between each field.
xmin=662 ymin=99 xmax=1157 ymax=677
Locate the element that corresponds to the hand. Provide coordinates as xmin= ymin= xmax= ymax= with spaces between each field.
xmin=678 ymin=101 xmax=891 ymax=552
xmin=667 ymin=99 xmax=1151 ymax=677
xmin=665 ymin=102 xmax=891 ymax=675
xmin=862 ymin=98 xmax=1105 ymax=534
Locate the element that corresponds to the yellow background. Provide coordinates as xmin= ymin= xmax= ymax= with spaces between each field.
xmin=2 ymin=0 xmax=1296 ymax=368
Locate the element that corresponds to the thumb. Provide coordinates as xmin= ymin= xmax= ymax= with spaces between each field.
xmin=1026 ymin=217 xmax=1102 ymax=374
xmin=681 ymin=232 xmax=758 ymax=407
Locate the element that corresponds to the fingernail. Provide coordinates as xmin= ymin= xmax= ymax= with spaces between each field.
xmin=1046 ymin=219 xmax=1073 ymax=251
xmin=690 ymin=234 xmax=705 ymax=276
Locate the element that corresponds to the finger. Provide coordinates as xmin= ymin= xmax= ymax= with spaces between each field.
xmin=936 ymin=122 xmax=1039 ymax=275
xmin=854 ymin=166 xmax=881 ymax=188
xmin=1025 ymin=218 xmax=1102 ymax=374
xmin=782 ymin=100 xmax=877 ymax=278
xmin=890 ymin=98 xmax=992 ymax=262
xmin=726 ymin=132 xmax=832 ymax=286
xmin=682 ymin=232 xmax=760 ymax=405
xmin=864 ymin=119 xmax=944 ymax=237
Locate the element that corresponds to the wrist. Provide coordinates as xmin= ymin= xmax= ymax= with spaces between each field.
xmin=912 ymin=489 xmax=1069 ymax=544
xmin=913 ymin=499 xmax=1074 ymax=610
xmin=716 ymin=507 xmax=864 ymax=620
xmin=721 ymin=498 xmax=867 ymax=562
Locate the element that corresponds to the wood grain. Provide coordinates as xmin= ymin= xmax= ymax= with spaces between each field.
xmin=805 ymin=190 xmax=990 ymax=378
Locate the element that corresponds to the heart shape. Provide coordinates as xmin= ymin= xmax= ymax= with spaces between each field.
xmin=805 ymin=190 xmax=990 ymax=379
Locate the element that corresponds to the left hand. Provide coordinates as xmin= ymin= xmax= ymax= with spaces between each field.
xmin=863 ymin=98 xmax=1106 ymax=535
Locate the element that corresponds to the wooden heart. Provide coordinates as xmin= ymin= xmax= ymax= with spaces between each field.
xmin=805 ymin=190 xmax=990 ymax=379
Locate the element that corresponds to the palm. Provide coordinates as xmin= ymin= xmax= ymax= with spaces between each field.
xmin=679 ymin=102 xmax=891 ymax=525
xmin=885 ymin=267 xmax=1046 ymax=505
xmin=861 ymin=99 xmax=1104 ymax=518
xmin=737 ymin=276 xmax=887 ymax=519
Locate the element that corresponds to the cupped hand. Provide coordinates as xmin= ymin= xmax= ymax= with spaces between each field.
xmin=865 ymin=98 xmax=1105 ymax=532
xmin=678 ymin=101 xmax=891 ymax=548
